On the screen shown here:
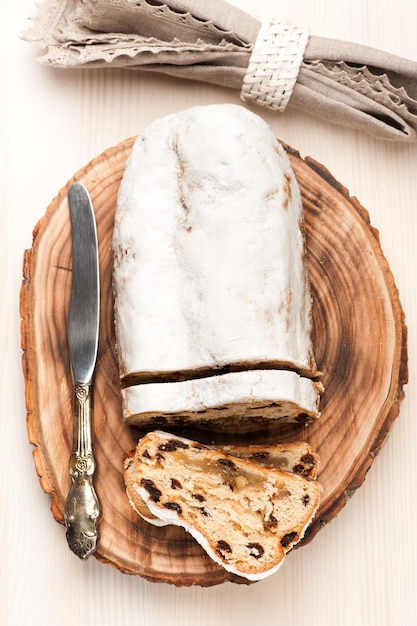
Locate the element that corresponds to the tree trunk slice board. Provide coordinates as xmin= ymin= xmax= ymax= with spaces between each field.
xmin=20 ymin=136 xmax=408 ymax=586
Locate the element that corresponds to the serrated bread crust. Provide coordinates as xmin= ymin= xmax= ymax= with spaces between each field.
xmin=124 ymin=431 xmax=321 ymax=581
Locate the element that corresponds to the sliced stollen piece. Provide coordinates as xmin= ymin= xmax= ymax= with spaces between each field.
xmin=122 ymin=369 xmax=322 ymax=429
xmin=112 ymin=103 xmax=319 ymax=387
xmin=124 ymin=431 xmax=322 ymax=581
xmin=221 ymin=441 xmax=319 ymax=478
xmin=124 ymin=439 xmax=319 ymax=525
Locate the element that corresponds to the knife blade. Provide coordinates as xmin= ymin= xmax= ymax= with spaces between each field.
xmin=64 ymin=182 xmax=101 ymax=559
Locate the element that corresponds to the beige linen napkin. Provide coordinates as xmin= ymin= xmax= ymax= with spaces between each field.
xmin=24 ymin=0 xmax=417 ymax=141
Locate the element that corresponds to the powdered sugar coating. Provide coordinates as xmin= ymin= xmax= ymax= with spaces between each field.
xmin=112 ymin=104 xmax=317 ymax=381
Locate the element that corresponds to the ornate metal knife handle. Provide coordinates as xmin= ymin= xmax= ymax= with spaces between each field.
xmin=64 ymin=383 xmax=100 ymax=559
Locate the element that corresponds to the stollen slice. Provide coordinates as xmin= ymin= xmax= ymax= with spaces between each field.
xmin=124 ymin=438 xmax=319 ymax=524
xmin=220 ymin=441 xmax=319 ymax=477
xmin=122 ymin=369 xmax=322 ymax=429
xmin=124 ymin=430 xmax=321 ymax=581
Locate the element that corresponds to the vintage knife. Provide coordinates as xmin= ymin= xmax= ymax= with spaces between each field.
xmin=64 ymin=182 xmax=101 ymax=559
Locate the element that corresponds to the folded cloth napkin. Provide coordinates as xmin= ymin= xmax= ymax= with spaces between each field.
xmin=23 ymin=0 xmax=417 ymax=141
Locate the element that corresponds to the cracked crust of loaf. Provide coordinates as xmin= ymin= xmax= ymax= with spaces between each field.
xmin=124 ymin=431 xmax=321 ymax=581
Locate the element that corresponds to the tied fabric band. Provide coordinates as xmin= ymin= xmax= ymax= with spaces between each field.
xmin=241 ymin=19 xmax=310 ymax=111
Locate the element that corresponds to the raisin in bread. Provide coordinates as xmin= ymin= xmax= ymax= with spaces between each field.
xmin=112 ymin=104 xmax=321 ymax=429
xmin=124 ymin=439 xmax=319 ymax=525
xmin=124 ymin=431 xmax=321 ymax=581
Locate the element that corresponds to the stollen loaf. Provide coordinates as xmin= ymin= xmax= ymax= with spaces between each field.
xmin=124 ymin=431 xmax=321 ymax=581
xmin=112 ymin=103 xmax=322 ymax=427
xmin=124 ymin=439 xmax=319 ymax=525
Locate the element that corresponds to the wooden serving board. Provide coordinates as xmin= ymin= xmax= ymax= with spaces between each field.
xmin=21 ymin=137 xmax=408 ymax=586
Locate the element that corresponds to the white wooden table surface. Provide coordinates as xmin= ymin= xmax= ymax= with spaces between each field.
xmin=2 ymin=1 xmax=417 ymax=624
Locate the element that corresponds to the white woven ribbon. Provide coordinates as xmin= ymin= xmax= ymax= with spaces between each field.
xmin=241 ymin=19 xmax=310 ymax=111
